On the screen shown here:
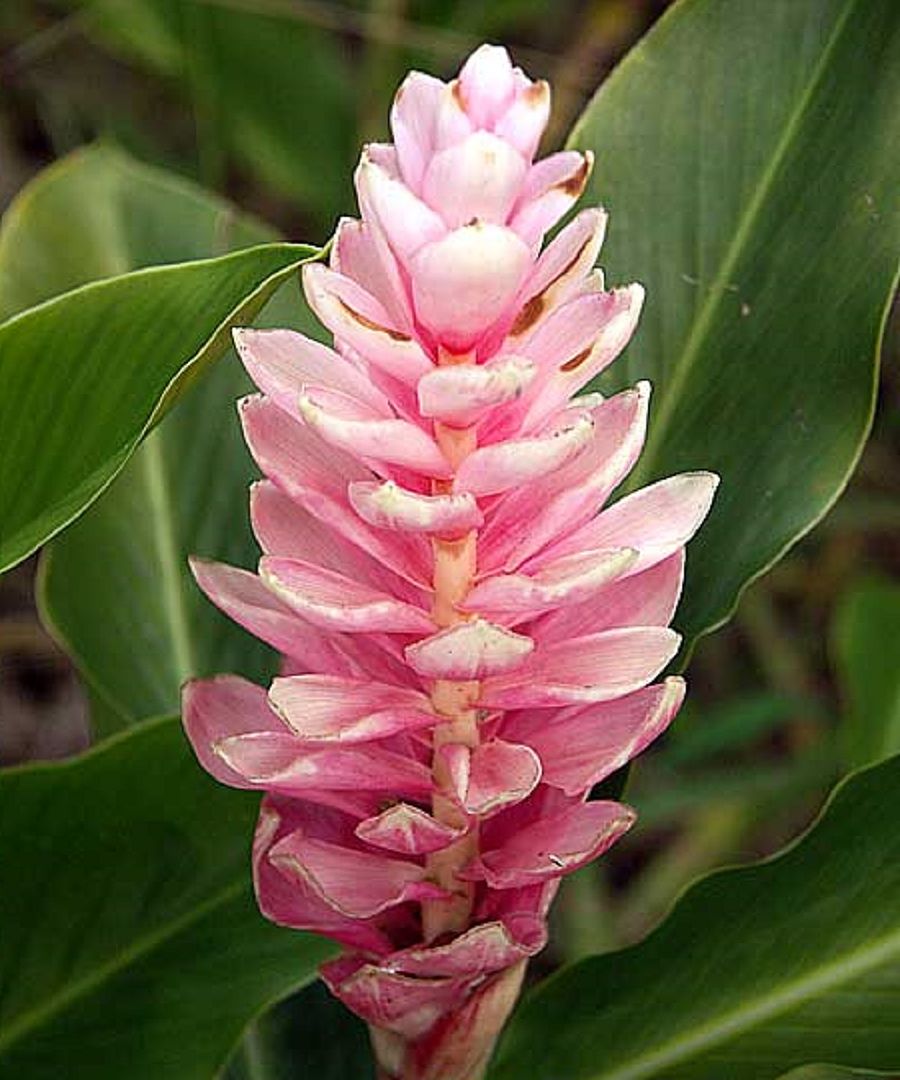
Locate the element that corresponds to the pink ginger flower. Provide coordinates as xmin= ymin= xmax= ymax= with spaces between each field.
xmin=182 ymin=44 xmax=717 ymax=1080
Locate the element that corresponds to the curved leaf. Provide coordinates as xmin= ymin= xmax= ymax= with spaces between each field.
xmin=0 ymin=145 xmax=291 ymax=722
xmin=0 ymin=144 xmax=278 ymax=318
xmin=0 ymin=155 xmax=318 ymax=573
xmin=37 ymin=383 xmax=273 ymax=724
xmin=0 ymin=717 xmax=335 ymax=1078
xmin=568 ymin=0 xmax=900 ymax=649
xmin=224 ymin=981 xmax=373 ymax=1080
xmin=491 ymin=753 xmax=900 ymax=1079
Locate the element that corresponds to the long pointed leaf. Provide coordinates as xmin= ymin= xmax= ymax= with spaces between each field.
xmin=568 ymin=0 xmax=900 ymax=650
xmin=0 ymin=146 xmax=295 ymax=721
xmin=0 ymin=156 xmax=317 ymax=573
xmin=491 ymin=753 xmax=900 ymax=1079
xmin=0 ymin=718 xmax=335 ymax=1077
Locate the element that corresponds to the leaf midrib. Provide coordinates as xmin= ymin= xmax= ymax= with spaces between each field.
xmin=0 ymin=245 xmax=314 ymax=576
xmin=0 ymin=878 xmax=245 ymax=1057
xmin=631 ymin=0 xmax=857 ymax=484
xmin=141 ymin=427 xmax=197 ymax=687
xmin=590 ymin=923 xmax=900 ymax=1080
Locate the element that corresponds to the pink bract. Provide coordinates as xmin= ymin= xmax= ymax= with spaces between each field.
xmin=182 ymin=42 xmax=717 ymax=1080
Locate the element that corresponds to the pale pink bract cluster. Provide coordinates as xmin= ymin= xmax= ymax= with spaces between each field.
xmin=183 ymin=44 xmax=717 ymax=1080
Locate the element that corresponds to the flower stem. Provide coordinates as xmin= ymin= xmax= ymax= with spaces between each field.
xmin=423 ymin=366 xmax=480 ymax=943
xmin=424 ymin=679 xmax=480 ymax=941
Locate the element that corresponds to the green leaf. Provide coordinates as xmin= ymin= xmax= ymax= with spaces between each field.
xmin=0 ymin=717 xmax=335 ymax=1078
xmin=37 ymin=389 xmax=274 ymax=725
xmin=0 ymin=145 xmax=294 ymax=722
xmin=224 ymin=982 xmax=373 ymax=1080
xmin=778 ymin=1069 xmax=890 ymax=1080
xmin=0 ymin=144 xmax=279 ymax=320
xmin=833 ymin=575 xmax=900 ymax=770
xmin=85 ymin=681 xmax=130 ymax=739
xmin=0 ymin=149 xmax=318 ymax=576
xmin=568 ymin=0 xmax=900 ymax=650
xmin=490 ymin=753 xmax=900 ymax=1080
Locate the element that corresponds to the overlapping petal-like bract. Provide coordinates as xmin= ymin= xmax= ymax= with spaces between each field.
xmin=182 ymin=44 xmax=717 ymax=1080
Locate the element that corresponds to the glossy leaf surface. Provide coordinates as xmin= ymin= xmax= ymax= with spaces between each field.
xmin=569 ymin=0 xmax=900 ymax=649
xmin=0 ymin=241 xmax=304 ymax=568
xmin=491 ymin=753 xmax=900 ymax=1079
xmin=0 ymin=199 xmax=316 ymax=573
xmin=0 ymin=718 xmax=334 ymax=1078
xmin=0 ymin=146 xmax=291 ymax=721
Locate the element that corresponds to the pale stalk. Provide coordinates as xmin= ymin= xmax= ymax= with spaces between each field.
xmin=422 ymin=350 xmax=480 ymax=944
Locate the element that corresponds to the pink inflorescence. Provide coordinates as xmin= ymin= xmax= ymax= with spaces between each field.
xmin=182 ymin=44 xmax=717 ymax=1080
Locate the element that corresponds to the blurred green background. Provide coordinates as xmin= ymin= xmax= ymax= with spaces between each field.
xmin=1 ymin=0 xmax=898 ymax=989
